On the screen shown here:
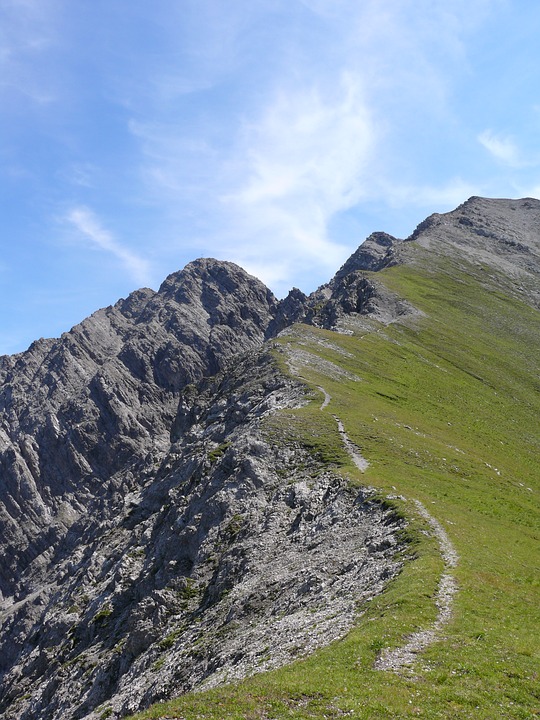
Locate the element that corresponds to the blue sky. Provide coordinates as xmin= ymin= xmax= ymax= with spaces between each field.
xmin=2 ymin=0 xmax=540 ymax=355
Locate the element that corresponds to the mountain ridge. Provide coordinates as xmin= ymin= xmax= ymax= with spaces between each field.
xmin=1 ymin=196 xmax=539 ymax=719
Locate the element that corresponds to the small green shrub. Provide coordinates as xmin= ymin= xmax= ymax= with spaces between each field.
xmin=92 ymin=604 xmax=113 ymax=625
xmin=208 ymin=442 xmax=231 ymax=463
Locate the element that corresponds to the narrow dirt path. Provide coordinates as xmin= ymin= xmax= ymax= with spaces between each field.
xmin=316 ymin=387 xmax=368 ymax=471
xmin=316 ymin=384 xmax=459 ymax=673
xmin=374 ymin=499 xmax=459 ymax=672
xmin=317 ymin=386 xmax=331 ymax=410
xmin=333 ymin=416 xmax=369 ymax=473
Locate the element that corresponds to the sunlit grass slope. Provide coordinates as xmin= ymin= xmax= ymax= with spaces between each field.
xmin=128 ymin=252 xmax=539 ymax=719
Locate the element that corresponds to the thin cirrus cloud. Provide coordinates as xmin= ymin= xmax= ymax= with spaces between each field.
xmin=65 ymin=207 xmax=153 ymax=287
xmin=0 ymin=0 xmax=59 ymax=104
xmin=219 ymin=74 xmax=375 ymax=287
xmin=477 ymin=130 xmax=526 ymax=168
xmin=126 ymin=74 xmax=377 ymax=294
xmin=379 ymin=177 xmax=484 ymax=211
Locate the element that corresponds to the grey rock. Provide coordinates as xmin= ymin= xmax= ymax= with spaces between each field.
xmin=406 ymin=196 xmax=540 ymax=308
xmin=267 ymin=287 xmax=309 ymax=337
xmin=0 ymin=259 xmax=276 ymax=603
xmin=333 ymin=231 xmax=402 ymax=277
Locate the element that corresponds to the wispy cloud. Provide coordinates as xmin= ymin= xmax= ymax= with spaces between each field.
xmin=478 ymin=130 xmax=525 ymax=167
xmin=379 ymin=177 xmax=483 ymax=210
xmin=59 ymin=163 xmax=97 ymax=188
xmin=66 ymin=207 xmax=153 ymax=286
xmin=220 ymin=73 xmax=375 ymax=285
xmin=123 ymin=0 xmax=497 ymax=294
xmin=0 ymin=0 xmax=59 ymax=103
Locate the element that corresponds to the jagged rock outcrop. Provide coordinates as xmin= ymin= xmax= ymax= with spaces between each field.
xmin=333 ymin=231 xmax=402 ymax=278
xmin=0 ymin=259 xmax=277 ymax=603
xmin=0 ymin=253 xmax=406 ymax=720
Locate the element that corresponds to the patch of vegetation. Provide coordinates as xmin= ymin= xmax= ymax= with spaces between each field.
xmin=92 ymin=603 xmax=113 ymax=626
xmin=158 ymin=623 xmax=188 ymax=651
xmin=224 ymin=513 xmax=244 ymax=539
xmin=152 ymin=656 xmax=166 ymax=671
xmin=113 ymin=639 xmax=126 ymax=654
xmin=179 ymin=577 xmax=199 ymax=602
xmin=263 ymin=402 xmax=348 ymax=470
xmin=128 ymin=547 xmax=146 ymax=559
xmin=208 ymin=442 xmax=231 ymax=464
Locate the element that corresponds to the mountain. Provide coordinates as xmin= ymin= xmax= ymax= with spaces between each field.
xmin=1 ymin=197 xmax=539 ymax=720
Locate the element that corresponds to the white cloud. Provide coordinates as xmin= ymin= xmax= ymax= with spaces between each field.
xmin=379 ymin=178 xmax=483 ymax=210
xmin=123 ymin=0 xmax=500 ymax=294
xmin=478 ymin=130 xmax=524 ymax=167
xmin=66 ymin=207 xmax=153 ymax=286
xmin=126 ymin=74 xmax=377 ymax=294
xmin=221 ymin=73 xmax=375 ymax=272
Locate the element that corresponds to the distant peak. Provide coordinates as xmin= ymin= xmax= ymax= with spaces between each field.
xmin=157 ymin=258 xmax=276 ymax=304
xmin=159 ymin=258 xmax=241 ymax=293
xmin=333 ymin=231 xmax=402 ymax=280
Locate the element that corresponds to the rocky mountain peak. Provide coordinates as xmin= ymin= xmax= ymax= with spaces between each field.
xmin=408 ymin=196 xmax=540 ymax=253
xmin=158 ymin=257 xmax=277 ymax=312
xmin=0 ymin=258 xmax=281 ymax=606
xmin=333 ymin=231 xmax=402 ymax=279
xmin=405 ymin=196 xmax=540 ymax=308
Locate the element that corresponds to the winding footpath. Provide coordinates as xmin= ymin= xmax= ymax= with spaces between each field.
xmin=374 ymin=499 xmax=459 ymax=672
xmin=317 ymin=385 xmax=459 ymax=673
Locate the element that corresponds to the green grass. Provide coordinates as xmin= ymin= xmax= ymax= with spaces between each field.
xmin=127 ymin=252 xmax=540 ymax=719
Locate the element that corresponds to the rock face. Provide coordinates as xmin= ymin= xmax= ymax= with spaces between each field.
xmin=1 ymin=197 xmax=540 ymax=719
xmin=0 ymin=255 xmax=405 ymax=720
xmin=0 ymin=352 xmax=404 ymax=719
xmin=405 ymin=196 xmax=540 ymax=309
xmin=0 ymin=259 xmax=277 ymax=603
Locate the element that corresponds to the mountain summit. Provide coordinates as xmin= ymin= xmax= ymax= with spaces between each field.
xmin=1 ymin=198 xmax=539 ymax=720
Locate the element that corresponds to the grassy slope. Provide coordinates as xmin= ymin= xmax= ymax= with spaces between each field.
xmin=127 ymin=250 xmax=539 ymax=719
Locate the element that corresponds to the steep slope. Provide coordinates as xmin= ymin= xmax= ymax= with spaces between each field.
xmin=0 ymin=258 xmax=277 ymax=602
xmin=0 ymin=255 xmax=404 ymax=719
xmin=0 ymin=350 xmax=404 ymax=720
